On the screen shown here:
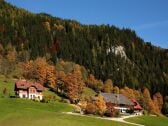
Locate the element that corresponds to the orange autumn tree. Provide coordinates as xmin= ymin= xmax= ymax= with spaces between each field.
xmin=72 ymin=64 xmax=85 ymax=95
xmin=22 ymin=57 xmax=57 ymax=87
xmin=23 ymin=60 xmax=38 ymax=80
xmin=120 ymin=87 xmax=135 ymax=99
xmin=46 ymin=65 xmax=57 ymax=87
xmin=87 ymin=74 xmax=104 ymax=92
xmin=34 ymin=58 xmax=48 ymax=84
xmin=86 ymin=74 xmax=97 ymax=88
xmin=153 ymin=92 xmax=163 ymax=114
xmin=142 ymin=88 xmax=156 ymax=114
xmin=63 ymin=64 xmax=85 ymax=103
xmin=64 ymin=73 xmax=79 ymax=103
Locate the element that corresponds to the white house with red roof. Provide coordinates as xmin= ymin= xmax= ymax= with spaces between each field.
xmin=14 ymin=80 xmax=44 ymax=100
xmin=100 ymin=93 xmax=143 ymax=114
xmin=101 ymin=93 xmax=134 ymax=113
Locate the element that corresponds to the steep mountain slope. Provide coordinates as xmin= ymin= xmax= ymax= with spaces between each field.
xmin=0 ymin=0 xmax=168 ymax=96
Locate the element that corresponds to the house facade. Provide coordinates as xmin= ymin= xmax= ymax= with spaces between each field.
xmin=15 ymin=80 xmax=44 ymax=100
xmin=101 ymin=93 xmax=134 ymax=113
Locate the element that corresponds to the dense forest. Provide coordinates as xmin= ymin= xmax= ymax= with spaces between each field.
xmin=0 ymin=0 xmax=168 ymax=99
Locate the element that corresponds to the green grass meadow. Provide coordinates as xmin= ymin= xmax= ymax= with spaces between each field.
xmin=125 ymin=115 xmax=168 ymax=126
xmin=0 ymin=76 xmax=168 ymax=126
xmin=0 ymin=98 xmax=132 ymax=126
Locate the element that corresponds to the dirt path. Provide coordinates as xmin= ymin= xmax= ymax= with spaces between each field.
xmin=64 ymin=112 xmax=145 ymax=126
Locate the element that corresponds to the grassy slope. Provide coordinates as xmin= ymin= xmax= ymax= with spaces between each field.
xmin=0 ymin=76 xmax=15 ymax=97
xmin=82 ymin=87 xmax=96 ymax=97
xmin=125 ymin=115 xmax=168 ymax=126
xmin=0 ymin=98 xmax=132 ymax=126
xmin=0 ymin=77 xmax=132 ymax=126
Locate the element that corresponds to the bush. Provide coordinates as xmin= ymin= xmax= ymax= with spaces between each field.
xmin=74 ymin=106 xmax=82 ymax=113
xmin=85 ymin=103 xmax=97 ymax=114
xmin=104 ymin=109 xmax=114 ymax=117
xmin=114 ymin=110 xmax=120 ymax=117
xmin=78 ymin=100 xmax=87 ymax=111
xmin=104 ymin=103 xmax=115 ymax=117
xmin=41 ymin=97 xmax=49 ymax=103
xmin=34 ymin=97 xmax=40 ymax=102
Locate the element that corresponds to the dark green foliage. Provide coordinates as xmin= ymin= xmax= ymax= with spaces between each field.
xmin=0 ymin=1 xmax=168 ymax=97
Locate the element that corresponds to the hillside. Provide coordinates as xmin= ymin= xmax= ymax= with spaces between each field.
xmin=0 ymin=0 xmax=168 ymax=97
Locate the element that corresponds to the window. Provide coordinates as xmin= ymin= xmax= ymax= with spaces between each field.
xmin=23 ymin=94 xmax=26 ymax=98
xmin=29 ymin=89 xmax=32 ymax=93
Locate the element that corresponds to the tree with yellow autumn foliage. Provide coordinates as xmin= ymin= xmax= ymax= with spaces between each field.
xmin=142 ymin=88 xmax=156 ymax=114
xmin=120 ymin=86 xmax=135 ymax=99
xmin=87 ymin=74 xmax=103 ymax=92
xmin=113 ymin=86 xmax=119 ymax=94
xmin=64 ymin=73 xmax=79 ymax=103
xmin=34 ymin=58 xmax=48 ymax=84
xmin=63 ymin=65 xmax=85 ymax=103
xmin=95 ymin=95 xmax=107 ymax=115
xmin=153 ymin=92 xmax=163 ymax=114
xmin=103 ymin=79 xmax=113 ymax=93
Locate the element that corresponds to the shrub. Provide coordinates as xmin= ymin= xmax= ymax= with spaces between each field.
xmin=74 ymin=106 xmax=81 ymax=113
xmin=34 ymin=97 xmax=40 ymax=102
xmin=85 ymin=103 xmax=97 ymax=114
xmin=78 ymin=100 xmax=87 ymax=111
xmin=114 ymin=110 xmax=120 ymax=117
xmin=104 ymin=103 xmax=116 ymax=117
xmin=41 ymin=96 xmax=49 ymax=103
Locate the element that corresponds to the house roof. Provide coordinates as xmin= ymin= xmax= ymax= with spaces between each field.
xmin=131 ymin=99 xmax=143 ymax=110
xmin=100 ymin=93 xmax=134 ymax=106
xmin=15 ymin=80 xmax=44 ymax=91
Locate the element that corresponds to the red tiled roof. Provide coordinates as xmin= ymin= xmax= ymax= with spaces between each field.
xmin=15 ymin=80 xmax=44 ymax=91
xmin=131 ymin=99 xmax=143 ymax=110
